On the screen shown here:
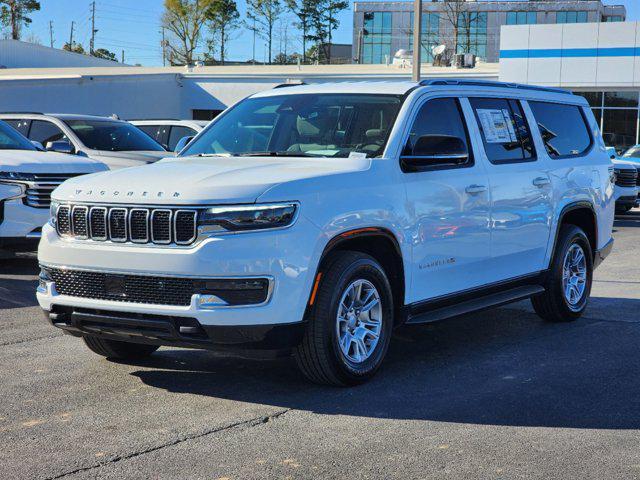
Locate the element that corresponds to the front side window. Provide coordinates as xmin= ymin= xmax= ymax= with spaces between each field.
xmin=0 ymin=121 xmax=36 ymax=150
xmin=168 ymin=126 xmax=197 ymax=151
xmin=528 ymin=101 xmax=592 ymax=158
xmin=402 ymin=97 xmax=472 ymax=169
xmin=3 ymin=119 xmax=30 ymax=136
xmin=182 ymin=94 xmax=403 ymax=159
xmin=470 ymin=97 xmax=535 ymax=164
xmin=137 ymin=125 xmax=169 ymax=146
xmin=64 ymin=120 xmax=165 ymax=152
xmin=29 ymin=120 xmax=68 ymax=146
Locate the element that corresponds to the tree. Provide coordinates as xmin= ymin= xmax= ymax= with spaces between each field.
xmin=440 ymin=0 xmax=479 ymax=57
xmin=0 ymin=0 xmax=40 ymax=40
xmin=206 ymin=0 xmax=240 ymax=65
xmin=305 ymin=0 xmax=347 ymax=64
xmin=162 ymin=0 xmax=213 ymax=66
xmin=246 ymin=0 xmax=283 ymax=65
xmin=92 ymin=48 xmax=118 ymax=62
xmin=63 ymin=42 xmax=85 ymax=54
xmin=285 ymin=0 xmax=312 ymax=63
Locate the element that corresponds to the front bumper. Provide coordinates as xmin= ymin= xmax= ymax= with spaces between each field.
xmin=42 ymin=306 xmax=306 ymax=350
xmin=37 ymin=216 xmax=323 ymax=332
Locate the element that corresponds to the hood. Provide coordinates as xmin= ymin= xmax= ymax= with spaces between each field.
xmin=612 ymin=158 xmax=639 ymax=170
xmin=53 ymin=155 xmax=371 ymax=205
xmin=88 ymin=150 xmax=174 ymax=170
xmin=0 ymin=149 xmax=107 ymax=174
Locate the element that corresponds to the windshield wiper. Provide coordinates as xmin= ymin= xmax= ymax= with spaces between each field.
xmin=235 ymin=151 xmax=326 ymax=157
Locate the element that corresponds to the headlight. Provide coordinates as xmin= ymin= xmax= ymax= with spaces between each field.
xmin=198 ymin=203 xmax=298 ymax=233
xmin=0 ymin=171 xmax=36 ymax=182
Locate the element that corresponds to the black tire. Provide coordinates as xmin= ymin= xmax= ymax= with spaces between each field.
xmin=294 ymin=251 xmax=394 ymax=386
xmin=531 ymin=225 xmax=593 ymax=322
xmin=82 ymin=336 xmax=159 ymax=360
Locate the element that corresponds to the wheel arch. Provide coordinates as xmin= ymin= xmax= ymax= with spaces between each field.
xmin=552 ymin=201 xmax=598 ymax=261
xmin=309 ymin=227 xmax=406 ymax=325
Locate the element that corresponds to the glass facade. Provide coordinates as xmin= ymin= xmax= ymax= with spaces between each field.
xmin=408 ymin=12 xmax=440 ymax=62
xmin=457 ymin=12 xmax=488 ymax=59
xmin=362 ymin=12 xmax=392 ymax=64
xmin=556 ymin=11 xmax=589 ymax=24
xmin=576 ymin=91 xmax=640 ymax=154
xmin=605 ymin=16 xmax=623 ymax=22
xmin=506 ymin=11 xmax=537 ymax=25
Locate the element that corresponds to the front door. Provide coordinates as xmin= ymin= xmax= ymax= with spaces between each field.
xmin=402 ymin=96 xmax=493 ymax=303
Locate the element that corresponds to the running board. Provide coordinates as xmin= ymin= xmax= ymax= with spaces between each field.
xmin=406 ymin=285 xmax=545 ymax=325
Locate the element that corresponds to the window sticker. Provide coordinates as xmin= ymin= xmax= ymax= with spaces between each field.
xmin=477 ymin=108 xmax=518 ymax=144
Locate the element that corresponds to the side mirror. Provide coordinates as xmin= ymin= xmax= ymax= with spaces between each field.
xmin=45 ymin=140 xmax=74 ymax=154
xmin=401 ymin=135 xmax=468 ymax=170
xmin=175 ymin=136 xmax=194 ymax=154
xmin=30 ymin=140 xmax=45 ymax=151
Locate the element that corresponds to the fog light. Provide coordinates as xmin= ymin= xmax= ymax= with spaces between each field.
xmin=195 ymin=294 xmax=229 ymax=309
xmin=37 ymin=268 xmax=54 ymax=293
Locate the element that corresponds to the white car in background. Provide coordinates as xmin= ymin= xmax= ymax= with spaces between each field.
xmin=0 ymin=120 xmax=107 ymax=252
xmin=0 ymin=113 xmax=171 ymax=170
xmin=131 ymin=120 xmax=208 ymax=152
xmin=607 ymin=147 xmax=639 ymax=213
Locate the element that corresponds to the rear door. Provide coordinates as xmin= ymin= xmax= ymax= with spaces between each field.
xmin=402 ymin=96 xmax=493 ymax=302
xmin=467 ymin=97 xmax=553 ymax=280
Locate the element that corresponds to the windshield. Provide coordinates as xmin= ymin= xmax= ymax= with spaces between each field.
xmin=623 ymin=146 xmax=640 ymax=158
xmin=64 ymin=119 xmax=165 ymax=152
xmin=181 ymin=93 xmax=403 ymax=158
xmin=0 ymin=120 xmax=36 ymax=151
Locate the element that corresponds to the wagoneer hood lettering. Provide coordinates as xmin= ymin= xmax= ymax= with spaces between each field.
xmin=53 ymin=155 xmax=371 ymax=204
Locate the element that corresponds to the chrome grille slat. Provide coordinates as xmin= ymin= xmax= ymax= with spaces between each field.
xmin=21 ymin=173 xmax=82 ymax=208
xmin=57 ymin=204 xmax=198 ymax=246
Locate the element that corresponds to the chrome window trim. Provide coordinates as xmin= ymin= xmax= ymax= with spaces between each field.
xmin=71 ymin=205 xmax=89 ymax=239
xmin=128 ymin=208 xmax=150 ymax=244
xmin=108 ymin=207 xmax=128 ymax=242
xmin=174 ymin=209 xmax=198 ymax=245
xmin=150 ymin=209 xmax=172 ymax=244
xmin=89 ymin=206 xmax=108 ymax=241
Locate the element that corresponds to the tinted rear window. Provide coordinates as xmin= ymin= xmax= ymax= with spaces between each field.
xmin=527 ymin=101 xmax=592 ymax=158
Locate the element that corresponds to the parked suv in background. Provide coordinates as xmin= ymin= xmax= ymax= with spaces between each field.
xmin=607 ymin=147 xmax=639 ymax=214
xmin=0 ymin=120 xmax=107 ymax=251
xmin=37 ymin=80 xmax=615 ymax=386
xmin=0 ymin=113 xmax=171 ymax=170
xmin=131 ymin=120 xmax=208 ymax=152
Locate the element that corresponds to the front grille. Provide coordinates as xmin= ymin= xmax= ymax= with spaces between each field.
xmin=45 ymin=267 xmax=270 ymax=307
xmin=57 ymin=204 xmax=198 ymax=246
xmin=614 ymin=168 xmax=638 ymax=188
xmin=636 ymin=167 xmax=640 ymax=187
xmin=23 ymin=173 xmax=83 ymax=208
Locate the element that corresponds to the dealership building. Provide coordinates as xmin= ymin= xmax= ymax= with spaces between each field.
xmin=352 ymin=0 xmax=626 ymax=64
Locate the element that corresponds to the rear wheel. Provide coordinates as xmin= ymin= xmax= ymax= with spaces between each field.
xmin=294 ymin=251 xmax=394 ymax=386
xmin=531 ymin=225 xmax=593 ymax=322
xmin=82 ymin=336 xmax=159 ymax=360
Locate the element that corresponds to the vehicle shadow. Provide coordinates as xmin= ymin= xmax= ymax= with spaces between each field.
xmin=0 ymin=255 xmax=39 ymax=309
xmin=130 ymin=296 xmax=640 ymax=430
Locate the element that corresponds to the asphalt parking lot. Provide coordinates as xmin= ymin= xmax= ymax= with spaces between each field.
xmin=1 ymin=211 xmax=639 ymax=480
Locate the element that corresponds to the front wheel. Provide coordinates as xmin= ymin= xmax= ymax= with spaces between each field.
xmin=294 ymin=251 xmax=394 ymax=386
xmin=531 ymin=225 xmax=593 ymax=322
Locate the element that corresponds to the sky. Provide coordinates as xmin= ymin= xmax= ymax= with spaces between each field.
xmin=21 ymin=0 xmax=640 ymax=66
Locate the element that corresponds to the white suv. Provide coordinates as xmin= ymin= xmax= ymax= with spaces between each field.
xmin=131 ymin=120 xmax=208 ymax=152
xmin=37 ymin=80 xmax=615 ymax=386
xmin=0 ymin=121 xmax=107 ymax=252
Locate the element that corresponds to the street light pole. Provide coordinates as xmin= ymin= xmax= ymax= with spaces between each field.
xmin=412 ymin=0 xmax=422 ymax=82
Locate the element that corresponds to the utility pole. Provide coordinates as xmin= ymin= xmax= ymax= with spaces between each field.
xmin=49 ymin=21 xmax=54 ymax=48
xmin=252 ymin=18 xmax=256 ymax=65
xmin=121 ymin=49 xmax=125 ymax=63
xmin=161 ymin=27 xmax=166 ymax=66
xmin=412 ymin=0 xmax=422 ymax=82
xmin=90 ymin=1 xmax=97 ymax=55
xmin=69 ymin=21 xmax=75 ymax=49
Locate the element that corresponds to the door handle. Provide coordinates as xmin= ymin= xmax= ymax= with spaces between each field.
xmin=465 ymin=184 xmax=487 ymax=195
xmin=532 ymin=176 xmax=551 ymax=187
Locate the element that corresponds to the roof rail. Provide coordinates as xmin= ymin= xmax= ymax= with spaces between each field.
xmin=0 ymin=111 xmax=44 ymax=115
xmin=419 ymin=79 xmax=571 ymax=95
xmin=273 ymin=81 xmax=306 ymax=89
